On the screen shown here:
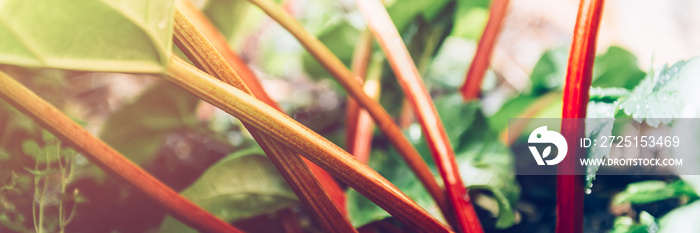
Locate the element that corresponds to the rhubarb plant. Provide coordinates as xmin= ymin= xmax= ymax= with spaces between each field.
xmin=2 ymin=0 xmax=700 ymax=233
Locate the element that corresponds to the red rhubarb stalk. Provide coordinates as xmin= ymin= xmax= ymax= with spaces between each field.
xmin=356 ymin=0 xmax=483 ymax=232
xmin=558 ymin=1 xmax=605 ymax=233
xmin=244 ymin=0 xmax=449 ymax=217
xmin=460 ymin=0 xmax=510 ymax=101
xmin=165 ymin=56 xmax=453 ymax=233
xmin=176 ymin=0 xmax=347 ymax=215
xmin=173 ymin=9 xmax=353 ymax=232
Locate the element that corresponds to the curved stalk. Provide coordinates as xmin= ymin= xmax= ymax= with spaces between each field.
xmin=175 ymin=0 xmax=347 ymax=215
xmin=165 ymin=56 xmax=453 ymax=233
xmin=356 ymin=0 xmax=483 ymax=232
xmin=558 ymin=1 xmax=605 ymax=233
xmin=460 ymin=0 xmax=510 ymax=101
xmin=243 ymin=0 xmax=447 ymax=216
xmin=172 ymin=8 xmax=353 ymax=232
xmin=176 ymin=0 xmax=277 ymax=108
xmin=0 ymin=71 xmax=242 ymax=233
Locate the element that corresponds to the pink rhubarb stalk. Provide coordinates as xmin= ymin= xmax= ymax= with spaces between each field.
xmin=558 ymin=1 xmax=605 ymax=233
xmin=357 ymin=0 xmax=484 ymax=232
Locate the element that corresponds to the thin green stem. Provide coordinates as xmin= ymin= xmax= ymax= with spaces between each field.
xmin=0 ymin=70 xmax=243 ymax=233
xmin=38 ymin=149 xmax=49 ymax=233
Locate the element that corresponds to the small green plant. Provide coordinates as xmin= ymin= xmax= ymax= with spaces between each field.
xmin=22 ymin=131 xmax=82 ymax=233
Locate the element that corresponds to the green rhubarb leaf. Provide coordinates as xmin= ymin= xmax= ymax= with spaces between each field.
xmin=592 ymin=46 xmax=646 ymax=89
xmin=100 ymin=82 xmax=199 ymax=164
xmin=530 ymin=46 xmax=645 ymax=95
xmin=346 ymin=147 xmax=442 ymax=227
xmin=0 ymin=0 xmax=175 ymax=72
xmin=529 ymin=46 xmax=569 ymax=95
xmin=487 ymin=95 xmax=538 ymax=131
xmin=619 ymin=58 xmax=700 ymax=126
xmin=158 ymin=150 xmax=297 ymax=233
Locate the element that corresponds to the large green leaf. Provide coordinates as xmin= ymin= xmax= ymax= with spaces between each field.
xmin=100 ymin=82 xmax=199 ymax=164
xmin=347 ymin=94 xmax=519 ymax=229
xmin=0 ymin=0 xmax=174 ymax=72
xmin=158 ymin=150 xmax=298 ymax=233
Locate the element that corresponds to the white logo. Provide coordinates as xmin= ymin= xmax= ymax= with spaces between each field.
xmin=528 ymin=126 xmax=567 ymax=165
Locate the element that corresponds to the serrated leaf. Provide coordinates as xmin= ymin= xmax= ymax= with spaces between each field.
xmin=619 ymin=58 xmax=700 ymax=126
xmin=0 ymin=0 xmax=175 ymax=72
xmin=589 ymin=87 xmax=630 ymax=102
xmin=100 ymin=82 xmax=199 ymax=164
xmin=158 ymin=152 xmax=298 ymax=233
